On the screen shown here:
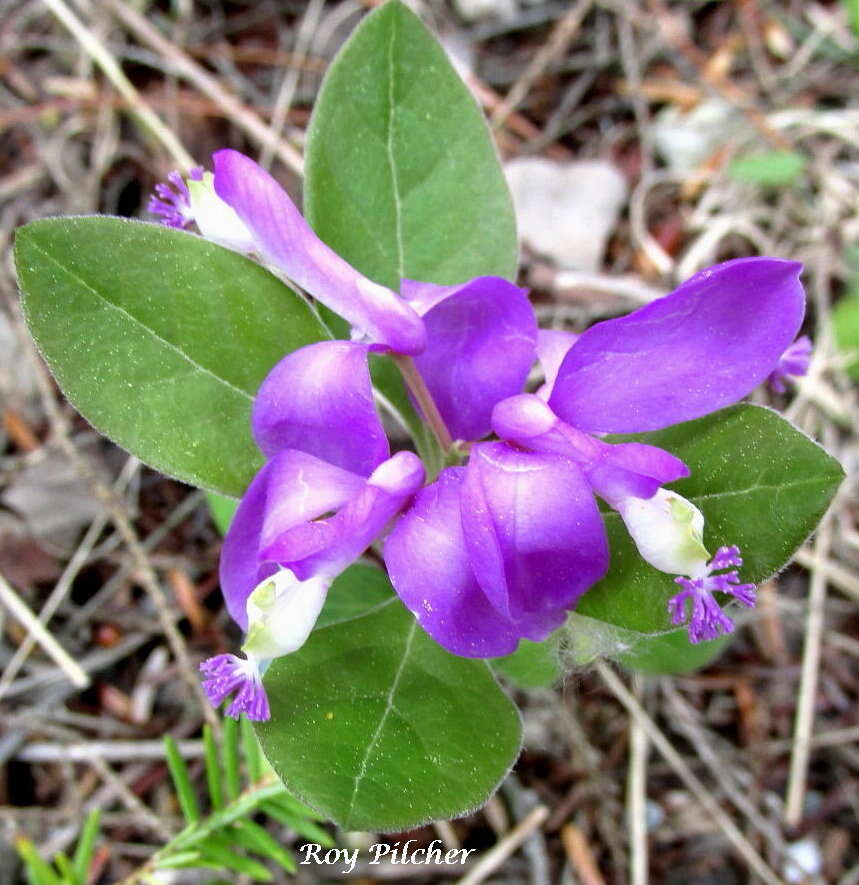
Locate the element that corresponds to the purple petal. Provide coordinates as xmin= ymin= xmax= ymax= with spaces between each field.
xmin=584 ymin=441 xmax=689 ymax=506
xmin=768 ymin=334 xmax=812 ymax=393
xmin=213 ymin=149 xmax=425 ymax=355
xmin=200 ymin=654 xmax=270 ymax=721
xmin=549 ymin=258 xmax=806 ymax=432
xmin=288 ymin=451 xmax=425 ymax=580
xmin=460 ymin=442 xmax=609 ymax=630
xmin=385 ymin=469 xmax=527 ymax=658
xmin=410 ymin=276 xmax=537 ymax=441
xmin=400 ymin=279 xmax=462 ymax=314
xmin=536 ymin=329 xmax=578 ymax=399
xmin=220 ymin=451 xmax=364 ymax=629
xmin=492 ymin=393 xmax=688 ymax=505
xmin=252 ymin=341 xmax=388 ymax=476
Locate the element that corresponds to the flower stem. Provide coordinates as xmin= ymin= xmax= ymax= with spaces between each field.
xmin=392 ymin=355 xmax=454 ymax=452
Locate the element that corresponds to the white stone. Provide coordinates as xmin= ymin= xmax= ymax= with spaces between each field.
xmin=652 ymin=98 xmax=744 ymax=174
xmin=454 ymin=0 xmax=517 ymax=23
xmin=783 ymin=838 xmax=822 ymax=884
xmin=505 ymin=157 xmax=627 ymax=271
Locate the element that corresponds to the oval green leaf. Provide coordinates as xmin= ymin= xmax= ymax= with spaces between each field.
xmin=304 ymin=1 xmax=517 ymax=290
xmin=255 ymin=574 xmax=521 ymax=831
xmin=14 ymin=217 xmax=327 ymax=496
xmin=492 ymin=635 xmax=562 ymax=689
xmin=576 ymin=404 xmax=844 ymax=635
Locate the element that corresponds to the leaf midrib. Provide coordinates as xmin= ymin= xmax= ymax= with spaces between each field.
xmin=677 ymin=474 xmax=838 ymax=504
xmin=27 ymin=239 xmax=254 ymax=403
xmin=385 ymin=11 xmax=405 ymax=281
xmin=342 ymin=619 xmax=418 ymax=827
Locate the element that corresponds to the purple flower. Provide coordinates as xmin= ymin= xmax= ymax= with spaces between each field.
xmin=166 ymin=146 xmax=806 ymax=664
xmin=200 ymin=342 xmax=424 ymax=720
xmin=669 ymin=546 xmax=756 ymax=643
xmin=385 ymin=446 xmax=609 ymax=657
xmin=150 ymin=152 xmax=539 ymax=441
xmin=545 ymin=258 xmax=805 ymax=433
xmin=386 ymin=258 xmax=806 ymax=653
xmin=149 ymin=165 xmax=257 ymax=253
xmin=147 ymin=167 xmax=203 ymax=230
xmin=768 ymin=335 xmax=812 ymax=393
xmin=400 ymin=277 xmax=537 ymax=441
xmin=614 ymin=489 xmax=755 ymax=641
xmin=151 ymin=151 xmax=425 ymax=355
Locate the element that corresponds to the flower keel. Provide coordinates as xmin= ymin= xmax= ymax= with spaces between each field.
xmin=669 ymin=546 xmax=757 ymax=643
xmin=768 ymin=335 xmax=812 ymax=393
xmin=199 ymin=653 xmax=270 ymax=721
xmin=147 ymin=168 xmax=202 ymax=229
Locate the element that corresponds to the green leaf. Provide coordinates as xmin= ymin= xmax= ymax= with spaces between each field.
xmin=240 ymin=716 xmax=264 ymax=784
xmin=844 ymin=0 xmax=859 ymax=36
xmin=728 ymin=150 xmax=806 ymax=186
xmin=15 ymin=838 xmax=62 ymax=885
xmin=195 ymin=837 xmax=272 ymax=881
xmin=153 ymin=851 xmax=206 ymax=870
xmin=493 ymin=635 xmax=562 ymax=689
xmin=566 ymin=613 xmax=729 ymax=675
xmin=304 ymin=1 xmax=517 ymax=291
xmin=71 ymin=809 xmax=101 ymax=885
xmin=202 ymin=725 xmax=224 ymax=811
xmin=833 ymin=295 xmax=859 ymax=381
xmin=314 ymin=562 xmax=394 ymax=629
xmin=207 ymin=492 xmax=238 ymax=535
xmin=576 ymin=404 xmax=844 ymax=636
xmin=52 ymin=854 xmax=74 ymax=883
xmin=615 ymin=628 xmax=730 ymax=675
xmin=164 ymin=735 xmax=200 ymax=823
xmin=14 ymin=217 xmax=327 ymax=496
xmin=222 ymin=716 xmax=241 ymax=802
xmin=260 ymin=801 xmax=335 ymax=846
xmin=255 ymin=592 xmax=521 ymax=831
xmin=230 ymin=821 xmax=297 ymax=873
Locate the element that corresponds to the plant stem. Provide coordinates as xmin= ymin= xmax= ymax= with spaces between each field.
xmin=392 ymin=355 xmax=454 ymax=452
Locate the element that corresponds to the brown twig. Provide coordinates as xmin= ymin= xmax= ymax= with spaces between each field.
xmin=103 ymin=0 xmax=303 ymax=176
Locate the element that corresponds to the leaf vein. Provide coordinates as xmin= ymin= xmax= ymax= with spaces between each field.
xmin=343 ymin=619 xmax=418 ymax=826
xmin=386 ymin=14 xmax=405 ymax=280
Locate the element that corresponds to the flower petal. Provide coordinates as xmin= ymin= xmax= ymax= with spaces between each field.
xmin=243 ymin=570 xmax=330 ymax=659
xmin=492 ymin=393 xmax=688 ymax=504
xmin=408 ymin=276 xmax=537 ymax=441
xmin=220 ymin=450 xmax=364 ymax=629
xmin=549 ymin=257 xmax=806 ymax=432
xmin=584 ymin=441 xmax=689 ymax=506
xmin=287 ymin=451 xmax=425 ymax=580
xmin=536 ymin=328 xmax=578 ymax=399
xmin=400 ymin=279 xmax=461 ymax=314
xmin=385 ymin=469 xmax=526 ymax=657
xmin=460 ymin=442 xmax=609 ymax=631
xmin=252 ymin=341 xmax=388 ymax=476
xmin=213 ymin=149 xmax=425 ymax=354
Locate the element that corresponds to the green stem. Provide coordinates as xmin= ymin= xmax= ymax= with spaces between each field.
xmin=391 ymin=355 xmax=454 ymax=452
